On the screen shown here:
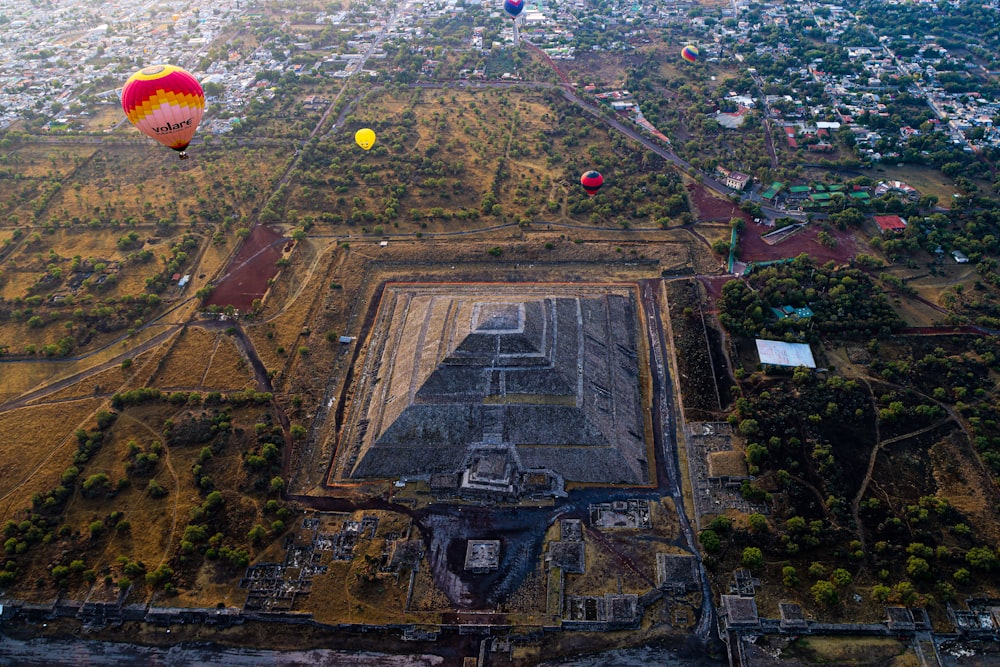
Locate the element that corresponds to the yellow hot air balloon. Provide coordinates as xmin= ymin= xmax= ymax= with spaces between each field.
xmin=355 ymin=128 xmax=376 ymax=151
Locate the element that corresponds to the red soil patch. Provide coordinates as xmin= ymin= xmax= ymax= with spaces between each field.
xmin=687 ymin=183 xmax=750 ymax=223
xmin=738 ymin=222 xmax=862 ymax=265
xmin=206 ymin=225 xmax=288 ymax=312
xmin=700 ymin=275 xmax=732 ymax=304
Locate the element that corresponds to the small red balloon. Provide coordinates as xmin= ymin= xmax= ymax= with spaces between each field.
xmin=580 ymin=170 xmax=604 ymax=196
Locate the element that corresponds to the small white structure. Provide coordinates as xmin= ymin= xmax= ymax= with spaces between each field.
xmin=755 ymin=339 xmax=816 ymax=368
xmin=952 ymin=250 xmax=969 ymax=263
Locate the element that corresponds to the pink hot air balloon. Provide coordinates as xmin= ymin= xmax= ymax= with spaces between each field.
xmin=121 ymin=65 xmax=205 ymax=159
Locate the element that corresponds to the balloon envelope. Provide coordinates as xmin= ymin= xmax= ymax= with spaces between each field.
xmin=121 ymin=65 xmax=205 ymax=158
xmin=504 ymin=0 xmax=524 ymax=18
xmin=681 ymin=45 xmax=699 ymax=63
xmin=580 ymin=170 xmax=604 ymax=196
xmin=355 ymin=128 xmax=376 ymax=151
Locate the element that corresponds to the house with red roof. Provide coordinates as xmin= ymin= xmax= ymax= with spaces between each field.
xmin=873 ymin=215 xmax=907 ymax=235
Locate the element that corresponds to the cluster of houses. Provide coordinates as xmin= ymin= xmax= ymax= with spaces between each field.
xmin=681 ymin=0 xmax=1000 ymax=167
xmin=0 ymin=0 xmax=244 ymax=131
xmin=4 ymin=0 xmax=999 ymax=177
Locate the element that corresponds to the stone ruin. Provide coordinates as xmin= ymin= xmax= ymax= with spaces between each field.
xmin=331 ymin=284 xmax=651 ymax=492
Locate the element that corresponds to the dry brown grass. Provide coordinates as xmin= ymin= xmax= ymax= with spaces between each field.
xmin=13 ymin=227 xmax=136 ymax=262
xmin=76 ymin=106 xmax=125 ymax=133
xmin=304 ymin=511 xmax=444 ymax=625
xmin=0 ymin=271 xmax=41 ymax=302
xmin=563 ymin=531 xmax=652 ymax=598
xmin=785 ymin=636 xmax=919 ymax=666
xmin=247 ymin=239 xmax=337 ymax=397
xmin=201 ymin=334 xmax=255 ymax=391
xmin=0 ymin=359 xmax=73 ymax=403
xmin=34 ymin=355 xmax=147 ymax=404
xmin=69 ymin=407 xmax=183 ymax=574
xmin=286 ymin=86 xmax=663 ymax=235
xmin=0 ymin=399 xmax=105 ymax=521
xmin=149 ymin=326 xmax=253 ymax=391
xmin=931 ymin=432 xmax=1000 ymax=546
xmin=0 ymin=400 xmax=284 ymax=603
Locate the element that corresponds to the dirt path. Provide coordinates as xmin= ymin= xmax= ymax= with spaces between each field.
xmin=786 ymin=472 xmax=842 ymax=529
xmin=200 ymin=334 xmax=224 ymax=387
xmin=0 ymin=314 xmax=190 ymax=413
xmin=0 ymin=325 xmax=192 ymax=522
xmin=849 ymin=375 xmax=957 ymax=553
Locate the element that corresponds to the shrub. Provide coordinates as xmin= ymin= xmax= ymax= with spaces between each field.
xmin=699 ymin=529 xmax=720 ymax=553
xmin=741 ymin=547 xmax=764 ymax=570
xmin=812 ymin=580 xmax=838 ymax=606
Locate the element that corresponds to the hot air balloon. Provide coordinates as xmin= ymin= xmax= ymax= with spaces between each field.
xmin=580 ymin=170 xmax=604 ymax=197
xmin=681 ymin=45 xmax=699 ymax=63
xmin=355 ymin=128 xmax=376 ymax=151
xmin=121 ymin=65 xmax=205 ymax=160
xmin=504 ymin=0 xmax=525 ymax=19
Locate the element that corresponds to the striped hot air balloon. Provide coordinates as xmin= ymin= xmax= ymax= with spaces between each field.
xmin=121 ymin=65 xmax=205 ymax=159
xmin=580 ymin=170 xmax=604 ymax=197
xmin=681 ymin=45 xmax=699 ymax=63
xmin=504 ymin=0 xmax=525 ymax=19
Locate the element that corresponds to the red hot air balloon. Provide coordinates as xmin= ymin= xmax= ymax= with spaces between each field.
xmin=504 ymin=0 xmax=525 ymax=19
xmin=121 ymin=65 xmax=205 ymax=159
xmin=580 ymin=170 xmax=604 ymax=197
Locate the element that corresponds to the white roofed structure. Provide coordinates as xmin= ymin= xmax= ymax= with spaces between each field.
xmin=755 ymin=339 xmax=816 ymax=368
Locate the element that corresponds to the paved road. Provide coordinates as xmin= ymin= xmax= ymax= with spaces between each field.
xmin=557 ymin=86 xmax=804 ymax=223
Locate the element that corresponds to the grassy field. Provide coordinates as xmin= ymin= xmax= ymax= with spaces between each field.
xmin=0 ymin=139 xmax=286 ymax=359
xmin=149 ymin=326 xmax=255 ymax=391
xmin=783 ymin=636 xmax=919 ymax=666
xmin=0 ymin=400 xmax=104 ymax=521
xmin=875 ymin=163 xmax=959 ymax=206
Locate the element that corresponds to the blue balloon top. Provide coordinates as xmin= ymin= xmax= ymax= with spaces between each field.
xmin=504 ymin=0 xmax=524 ymax=18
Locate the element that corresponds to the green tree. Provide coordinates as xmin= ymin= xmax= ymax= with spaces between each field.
xmin=741 ymin=546 xmax=764 ymax=570
xmin=247 ymin=524 xmax=267 ymax=545
xmin=81 ymin=473 xmax=111 ymax=497
xmin=812 ymin=580 xmax=838 ymax=606
xmin=830 ymin=568 xmax=853 ymax=587
xmin=699 ymin=529 xmax=721 ymax=553
xmin=906 ymin=556 xmax=931 ymax=579
xmin=966 ymin=546 xmax=997 ymax=571
xmin=871 ymin=584 xmax=891 ymax=602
